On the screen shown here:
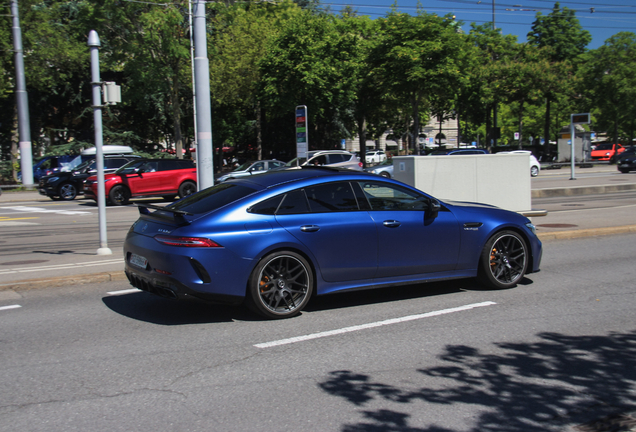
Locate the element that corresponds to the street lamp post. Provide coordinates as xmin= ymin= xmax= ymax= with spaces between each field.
xmin=88 ymin=30 xmax=111 ymax=255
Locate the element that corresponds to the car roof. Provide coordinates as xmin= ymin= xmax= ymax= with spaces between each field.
xmin=308 ymin=150 xmax=353 ymax=156
xmin=226 ymin=166 xmax=371 ymax=189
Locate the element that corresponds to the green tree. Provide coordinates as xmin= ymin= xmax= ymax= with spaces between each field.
xmin=82 ymin=0 xmax=194 ymax=156
xmin=527 ymin=2 xmax=591 ymax=154
xmin=259 ymin=12 xmax=370 ymax=150
xmin=209 ymin=1 xmax=301 ymax=159
xmin=483 ymin=44 xmax=548 ymax=149
xmin=371 ymin=11 xmax=467 ymax=153
xmin=579 ymin=32 xmax=636 ymax=144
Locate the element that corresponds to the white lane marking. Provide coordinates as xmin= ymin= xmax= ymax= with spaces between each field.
xmin=0 ymin=206 xmax=91 ymax=216
xmin=255 ymin=301 xmax=497 ymax=349
xmin=0 ymin=259 xmax=123 ymax=275
xmin=107 ymin=288 xmax=141 ymax=296
xmin=0 ymin=305 xmax=22 ymax=311
xmin=0 ymin=222 xmax=40 ymax=226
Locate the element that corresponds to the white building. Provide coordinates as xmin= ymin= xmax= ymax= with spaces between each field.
xmin=345 ymin=115 xmax=460 ymax=152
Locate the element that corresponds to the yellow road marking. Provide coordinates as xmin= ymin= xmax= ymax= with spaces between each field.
xmin=0 ymin=217 xmax=39 ymax=221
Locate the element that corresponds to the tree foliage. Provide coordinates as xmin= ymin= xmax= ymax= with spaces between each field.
xmin=1 ymin=0 xmax=634 ymax=182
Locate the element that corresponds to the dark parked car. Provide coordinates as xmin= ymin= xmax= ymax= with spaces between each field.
xmin=616 ymin=146 xmax=636 ymax=173
xmin=39 ymin=154 xmax=140 ymax=201
xmin=123 ymin=167 xmax=542 ymax=319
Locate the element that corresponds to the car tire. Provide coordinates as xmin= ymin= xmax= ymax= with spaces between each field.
xmin=380 ymin=172 xmax=391 ymax=178
xmin=58 ymin=182 xmax=78 ymax=201
xmin=530 ymin=166 xmax=539 ymax=177
xmin=109 ymin=185 xmax=129 ymax=206
xmin=619 ymin=168 xmax=629 ymax=174
xmin=246 ymin=251 xmax=313 ymax=319
xmin=477 ymin=230 xmax=528 ymax=289
xmin=178 ymin=181 xmax=196 ymax=199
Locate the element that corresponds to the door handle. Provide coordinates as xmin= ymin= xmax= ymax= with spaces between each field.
xmin=383 ymin=220 xmax=401 ymax=228
xmin=300 ymin=225 xmax=320 ymax=232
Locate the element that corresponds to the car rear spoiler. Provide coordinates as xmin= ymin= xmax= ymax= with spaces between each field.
xmin=136 ymin=203 xmax=193 ymax=225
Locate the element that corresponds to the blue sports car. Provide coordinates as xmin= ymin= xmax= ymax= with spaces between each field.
xmin=124 ymin=167 xmax=542 ymax=319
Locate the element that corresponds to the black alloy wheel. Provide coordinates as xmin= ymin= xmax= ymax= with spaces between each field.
xmin=58 ymin=183 xmax=78 ymax=201
xmin=178 ymin=181 xmax=196 ymax=198
xmin=478 ymin=230 xmax=528 ymax=289
xmin=108 ymin=185 xmax=129 ymax=206
xmin=247 ymin=252 xmax=313 ymax=319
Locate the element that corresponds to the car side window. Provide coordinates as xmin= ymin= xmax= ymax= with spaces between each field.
xmin=105 ymin=158 xmax=126 ymax=169
xmin=305 ymin=182 xmax=358 ymax=212
xmin=277 ymin=190 xmax=309 ymax=215
xmin=251 ymin=162 xmax=265 ymax=171
xmin=327 ymin=154 xmax=346 ymax=164
xmin=358 ymin=181 xmax=429 ymax=211
xmin=158 ymin=160 xmax=178 ymax=171
xmin=249 ymin=195 xmax=284 ymax=215
xmin=309 ymin=155 xmax=327 ymax=166
xmin=141 ymin=161 xmax=158 ymax=172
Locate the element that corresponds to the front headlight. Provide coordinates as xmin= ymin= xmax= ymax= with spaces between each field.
xmin=525 ymin=222 xmax=537 ymax=235
xmin=47 ymin=177 xmax=60 ymax=183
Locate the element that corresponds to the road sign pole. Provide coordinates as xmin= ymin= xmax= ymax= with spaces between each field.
xmin=295 ymin=106 xmax=308 ymax=166
xmin=570 ymin=116 xmax=576 ymax=180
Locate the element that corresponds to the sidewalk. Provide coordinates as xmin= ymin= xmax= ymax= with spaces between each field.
xmin=1 ymin=166 xmax=635 ymax=292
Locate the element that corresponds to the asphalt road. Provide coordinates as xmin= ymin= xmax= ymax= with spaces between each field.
xmin=1 ymin=233 xmax=635 ymax=432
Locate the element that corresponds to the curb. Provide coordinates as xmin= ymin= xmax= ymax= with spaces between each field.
xmin=532 ymin=183 xmax=636 ymax=198
xmin=0 ymin=271 xmax=127 ymax=292
xmin=2 ymin=224 xmax=635 ymax=293
xmin=537 ymin=224 xmax=636 ymax=241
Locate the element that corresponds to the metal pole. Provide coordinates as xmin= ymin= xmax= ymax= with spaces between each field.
xmin=88 ymin=30 xmax=112 ymax=255
xmin=11 ymin=0 xmax=34 ymax=187
xmin=570 ymin=115 xmax=576 ymax=180
xmin=193 ymin=0 xmax=214 ymax=189
xmin=188 ymin=0 xmax=200 ymax=187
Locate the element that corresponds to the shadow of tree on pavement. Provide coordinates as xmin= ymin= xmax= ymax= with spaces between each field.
xmin=319 ymin=330 xmax=636 ymax=431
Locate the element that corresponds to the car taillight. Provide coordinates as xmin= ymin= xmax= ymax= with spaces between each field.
xmin=358 ymin=162 xmax=363 ymax=167
xmin=154 ymin=235 xmax=222 ymax=248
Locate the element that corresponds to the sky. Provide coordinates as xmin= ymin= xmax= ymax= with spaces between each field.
xmin=319 ymin=0 xmax=636 ymax=50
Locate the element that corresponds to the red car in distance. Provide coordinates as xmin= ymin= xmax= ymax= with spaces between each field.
xmin=591 ymin=143 xmax=625 ymax=162
xmin=84 ymin=158 xmax=197 ymax=205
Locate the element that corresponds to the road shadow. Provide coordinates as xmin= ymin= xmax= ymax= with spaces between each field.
xmin=318 ymin=330 xmax=636 ymax=431
xmin=305 ymin=277 xmax=534 ymax=313
xmin=103 ymin=277 xmax=536 ymax=325
xmin=102 ymin=291 xmax=254 ymax=324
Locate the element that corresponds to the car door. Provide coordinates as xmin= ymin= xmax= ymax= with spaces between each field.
xmin=123 ymin=161 xmax=162 ymax=195
xmin=274 ymin=181 xmax=378 ymax=283
xmin=358 ymin=180 xmax=461 ymax=278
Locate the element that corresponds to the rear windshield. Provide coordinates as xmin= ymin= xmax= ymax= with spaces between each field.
xmin=169 ymin=183 xmax=257 ymax=214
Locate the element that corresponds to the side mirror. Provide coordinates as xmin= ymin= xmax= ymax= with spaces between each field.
xmin=427 ymin=199 xmax=440 ymax=220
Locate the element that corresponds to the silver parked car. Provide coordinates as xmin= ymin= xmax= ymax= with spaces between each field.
xmin=284 ymin=150 xmax=363 ymax=171
xmin=364 ymin=159 xmax=394 ymax=178
xmin=216 ymin=160 xmax=286 ymax=183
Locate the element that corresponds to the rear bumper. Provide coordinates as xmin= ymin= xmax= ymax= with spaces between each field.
xmin=125 ymin=267 xmax=243 ymax=305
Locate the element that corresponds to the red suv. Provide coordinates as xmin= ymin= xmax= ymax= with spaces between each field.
xmin=84 ymin=159 xmax=197 ymax=205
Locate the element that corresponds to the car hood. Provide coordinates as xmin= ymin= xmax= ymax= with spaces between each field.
xmin=444 ymin=200 xmax=499 ymax=210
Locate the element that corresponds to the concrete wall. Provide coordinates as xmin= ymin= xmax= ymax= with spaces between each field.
xmin=392 ymin=154 xmax=531 ymax=212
